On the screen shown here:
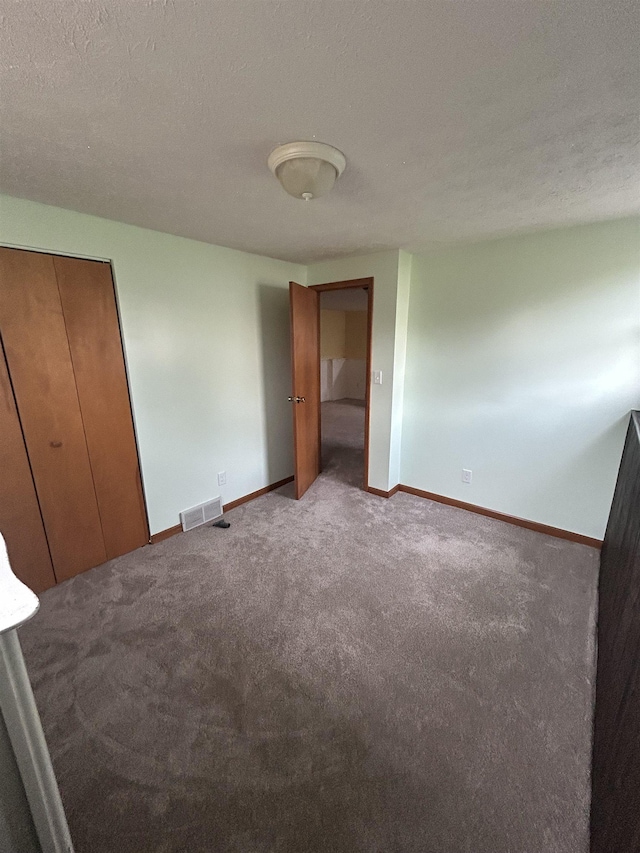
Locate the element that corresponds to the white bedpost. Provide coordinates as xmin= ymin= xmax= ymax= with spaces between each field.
xmin=0 ymin=533 xmax=74 ymax=853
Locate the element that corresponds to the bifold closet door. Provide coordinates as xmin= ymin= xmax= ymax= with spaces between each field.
xmin=0 ymin=248 xmax=149 ymax=584
xmin=53 ymin=256 xmax=148 ymax=560
xmin=0 ymin=248 xmax=108 ymax=582
xmin=0 ymin=342 xmax=57 ymax=593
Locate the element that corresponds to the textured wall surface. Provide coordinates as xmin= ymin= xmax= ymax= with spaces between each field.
xmin=0 ymin=1 xmax=638 ymax=262
xmin=401 ymin=218 xmax=640 ymax=539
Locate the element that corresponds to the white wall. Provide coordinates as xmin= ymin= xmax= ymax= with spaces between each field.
xmin=321 ymin=358 xmax=367 ymax=401
xmin=389 ymin=250 xmax=411 ymax=488
xmin=307 ymin=250 xmax=406 ymax=491
xmin=401 ymin=218 xmax=640 ymax=539
xmin=0 ymin=194 xmax=305 ymax=535
xmin=320 ymin=307 xmax=368 ymax=402
xmin=4 ymin=194 xmax=634 ymax=539
xmin=320 ymin=359 xmax=332 ymax=402
xmin=342 ymin=359 xmax=367 ymax=400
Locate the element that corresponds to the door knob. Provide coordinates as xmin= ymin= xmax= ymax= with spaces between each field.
xmin=288 ymin=396 xmax=306 ymax=403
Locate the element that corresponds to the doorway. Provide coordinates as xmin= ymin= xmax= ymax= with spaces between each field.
xmin=317 ymin=284 xmax=370 ymax=489
xmin=310 ymin=278 xmax=373 ymax=490
xmin=289 ymin=277 xmax=373 ymax=498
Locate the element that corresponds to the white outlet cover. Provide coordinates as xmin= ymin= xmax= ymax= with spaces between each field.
xmin=462 ymin=469 xmax=472 ymax=484
xmin=217 ymin=471 xmax=226 ymax=486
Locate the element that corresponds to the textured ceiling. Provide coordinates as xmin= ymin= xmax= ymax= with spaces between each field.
xmin=1 ymin=1 xmax=638 ymax=263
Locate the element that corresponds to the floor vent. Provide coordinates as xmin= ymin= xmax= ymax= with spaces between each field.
xmin=180 ymin=497 xmax=223 ymax=532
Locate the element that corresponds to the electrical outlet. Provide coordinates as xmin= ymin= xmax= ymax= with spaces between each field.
xmin=462 ymin=469 xmax=472 ymax=484
xmin=217 ymin=471 xmax=227 ymax=487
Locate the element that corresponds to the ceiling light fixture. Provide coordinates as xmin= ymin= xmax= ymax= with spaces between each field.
xmin=268 ymin=141 xmax=346 ymax=201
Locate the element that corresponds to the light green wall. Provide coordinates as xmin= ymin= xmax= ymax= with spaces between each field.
xmin=401 ymin=218 xmax=640 ymax=539
xmin=307 ymin=250 xmax=406 ymax=491
xmin=389 ymin=250 xmax=412 ymax=487
xmin=3 ymin=193 xmax=636 ymax=539
xmin=0 ymin=194 xmax=306 ymax=535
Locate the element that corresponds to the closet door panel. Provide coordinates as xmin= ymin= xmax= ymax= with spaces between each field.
xmin=0 ymin=248 xmax=107 ymax=582
xmin=54 ymin=256 xmax=148 ymax=558
xmin=0 ymin=343 xmax=56 ymax=593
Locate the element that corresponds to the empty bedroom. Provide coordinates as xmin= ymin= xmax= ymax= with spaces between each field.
xmin=0 ymin=2 xmax=639 ymax=853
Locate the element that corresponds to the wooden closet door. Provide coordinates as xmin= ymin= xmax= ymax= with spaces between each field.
xmin=54 ymin=256 xmax=148 ymax=559
xmin=0 ymin=341 xmax=57 ymax=593
xmin=0 ymin=248 xmax=107 ymax=582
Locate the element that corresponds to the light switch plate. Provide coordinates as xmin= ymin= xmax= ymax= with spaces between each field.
xmin=373 ymin=370 xmax=383 ymax=385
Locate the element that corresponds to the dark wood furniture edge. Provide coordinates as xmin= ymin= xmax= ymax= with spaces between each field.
xmin=590 ymin=410 xmax=640 ymax=853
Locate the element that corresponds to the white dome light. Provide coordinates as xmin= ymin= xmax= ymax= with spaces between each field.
xmin=268 ymin=141 xmax=346 ymax=201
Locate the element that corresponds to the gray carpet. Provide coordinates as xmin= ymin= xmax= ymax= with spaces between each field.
xmin=19 ymin=399 xmax=599 ymax=853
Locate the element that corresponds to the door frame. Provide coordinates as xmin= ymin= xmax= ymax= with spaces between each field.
xmin=309 ymin=277 xmax=373 ymax=491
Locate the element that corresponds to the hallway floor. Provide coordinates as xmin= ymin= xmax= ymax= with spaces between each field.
xmin=321 ymin=398 xmax=366 ymax=488
xmin=19 ymin=400 xmax=598 ymax=852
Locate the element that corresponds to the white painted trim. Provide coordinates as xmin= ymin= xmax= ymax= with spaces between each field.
xmin=0 ymin=630 xmax=75 ymax=851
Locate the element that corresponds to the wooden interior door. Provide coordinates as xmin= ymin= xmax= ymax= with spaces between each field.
xmin=0 ymin=248 xmax=107 ymax=582
xmin=54 ymin=256 xmax=148 ymax=559
xmin=289 ymin=281 xmax=320 ymax=498
xmin=0 ymin=341 xmax=57 ymax=593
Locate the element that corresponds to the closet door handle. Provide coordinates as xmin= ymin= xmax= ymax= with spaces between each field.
xmin=49 ymin=441 xmax=63 ymax=448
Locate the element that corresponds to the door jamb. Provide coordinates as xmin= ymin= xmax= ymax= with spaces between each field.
xmin=308 ymin=277 xmax=373 ymax=492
